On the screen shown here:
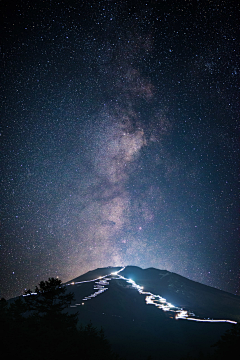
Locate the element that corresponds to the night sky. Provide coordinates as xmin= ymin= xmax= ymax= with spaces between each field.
xmin=1 ymin=0 xmax=239 ymax=300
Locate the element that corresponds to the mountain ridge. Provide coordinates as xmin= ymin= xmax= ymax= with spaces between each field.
xmin=63 ymin=265 xmax=239 ymax=359
xmin=64 ymin=265 xmax=239 ymax=323
xmin=66 ymin=265 xmax=238 ymax=298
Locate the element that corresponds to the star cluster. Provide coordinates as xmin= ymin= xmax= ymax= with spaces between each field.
xmin=1 ymin=0 xmax=239 ymax=299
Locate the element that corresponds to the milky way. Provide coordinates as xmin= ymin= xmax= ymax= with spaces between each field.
xmin=1 ymin=1 xmax=239 ymax=299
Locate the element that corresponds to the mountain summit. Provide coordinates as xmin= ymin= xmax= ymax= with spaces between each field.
xmin=63 ymin=266 xmax=239 ymax=359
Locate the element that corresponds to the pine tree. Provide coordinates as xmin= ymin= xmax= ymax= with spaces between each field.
xmin=24 ymin=277 xmax=78 ymax=331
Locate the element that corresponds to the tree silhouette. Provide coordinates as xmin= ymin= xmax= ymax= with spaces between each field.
xmin=24 ymin=277 xmax=78 ymax=331
xmin=211 ymin=322 xmax=240 ymax=359
xmin=180 ymin=323 xmax=240 ymax=360
xmin=0 ymin=278 xmax=119 ymax=360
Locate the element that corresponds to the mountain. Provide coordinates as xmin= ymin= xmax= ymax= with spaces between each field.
xmin=63 ymin=266 xmax=239 ymax=359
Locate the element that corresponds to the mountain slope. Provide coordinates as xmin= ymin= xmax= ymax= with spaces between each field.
xmin=120 ymin=266 xmax=240 ymax=322
xmin=63 ymin=265 xmax=239 ymax=359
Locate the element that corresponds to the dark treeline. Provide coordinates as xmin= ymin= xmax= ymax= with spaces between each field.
xmin=0 ymin=278 xmax=120 ymax=360
xmin=180 ymin=322 xmax=240 ymax=360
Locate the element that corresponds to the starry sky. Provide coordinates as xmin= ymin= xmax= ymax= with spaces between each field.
xmin=1 ymin=0 xmax=239 ymax=300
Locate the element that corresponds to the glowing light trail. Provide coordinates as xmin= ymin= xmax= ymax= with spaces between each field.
xmin=117 ymin=274 xmax=237 ymax=324
xmin=65 ymin=267 xmax=237 ymax=324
